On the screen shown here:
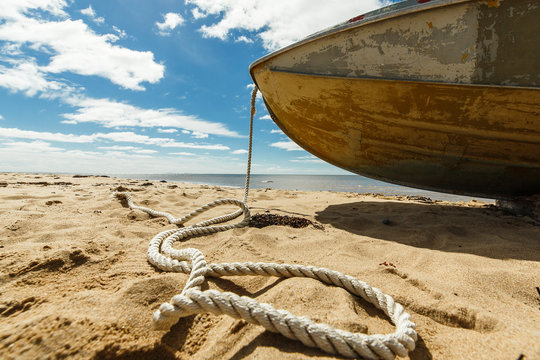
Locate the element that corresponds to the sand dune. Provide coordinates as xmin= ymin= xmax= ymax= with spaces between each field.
xmin=0 ymin=173 xmax=538 ymax=359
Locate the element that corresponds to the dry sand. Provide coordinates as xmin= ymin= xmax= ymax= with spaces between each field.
xmin=0 ymin=173 xmax=538 ymax=360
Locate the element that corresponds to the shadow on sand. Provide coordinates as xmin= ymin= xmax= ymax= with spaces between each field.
xmin=315 ymin=201 xmax=539 ymax=261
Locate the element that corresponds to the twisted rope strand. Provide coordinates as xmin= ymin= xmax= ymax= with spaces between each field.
xmin=112 ymin=86 xmax=417 ymax=359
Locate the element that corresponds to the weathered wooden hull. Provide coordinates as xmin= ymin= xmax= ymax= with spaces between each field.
xmin=250 ymin=0 xmax=540 ymax=199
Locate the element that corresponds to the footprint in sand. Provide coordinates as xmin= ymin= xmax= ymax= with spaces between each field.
xmin=9 ymin=249 xmax=90 ymax=277
xmin=381 ymin=267 xmax=499 ymax=332
xmin=0 ymin=296 xmax=42 ymax=317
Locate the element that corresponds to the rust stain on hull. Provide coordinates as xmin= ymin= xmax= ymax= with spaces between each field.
xmin=256 ymin=70 xmax=540 ymax=198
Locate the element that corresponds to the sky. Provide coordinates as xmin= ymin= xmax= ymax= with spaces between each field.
xmin=0 ymin=0 xmax=392 ymax=175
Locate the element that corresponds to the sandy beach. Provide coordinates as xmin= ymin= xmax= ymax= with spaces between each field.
xmin=0 ymin=173 xmax=538 ymax=359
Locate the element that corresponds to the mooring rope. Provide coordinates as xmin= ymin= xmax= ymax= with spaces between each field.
xmin=113 ymin=87 xmax=417 ymax=359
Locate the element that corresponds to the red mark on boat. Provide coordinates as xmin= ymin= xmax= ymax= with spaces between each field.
xmin=418 ymin=0 xmax=431 ymax=3
xmin=348 ymin=14 xmax=365 ymax=23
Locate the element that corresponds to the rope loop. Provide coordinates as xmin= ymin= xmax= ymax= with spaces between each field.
xmin=112 ymin=86 xmax=417 ymax=359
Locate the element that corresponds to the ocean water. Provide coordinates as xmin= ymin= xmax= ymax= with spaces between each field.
xmin=116 ymin=174 xmax=493 ymax=203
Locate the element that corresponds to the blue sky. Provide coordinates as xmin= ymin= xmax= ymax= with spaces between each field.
xmin=0 ymin=0 xmax=390 ymax=174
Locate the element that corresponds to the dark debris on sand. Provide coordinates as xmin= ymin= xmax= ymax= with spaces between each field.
xmin=15 ymin=181 xmax=73 ymax=186
xmin=249 ymin=213 xmax=324 ymax=230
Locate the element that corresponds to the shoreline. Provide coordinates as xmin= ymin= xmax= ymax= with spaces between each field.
xmin=0 ymin=173 xmax=538 ymax=359
xmin=0 ymin=171 xmax=496 ymax=203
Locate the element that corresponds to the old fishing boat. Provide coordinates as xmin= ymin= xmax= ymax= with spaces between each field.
xmin=249 ymin=0 xmax=540 ymax=199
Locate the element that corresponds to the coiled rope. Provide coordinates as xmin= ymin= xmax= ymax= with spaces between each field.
xmin=113 ymin=87 xmax=417 ymax=359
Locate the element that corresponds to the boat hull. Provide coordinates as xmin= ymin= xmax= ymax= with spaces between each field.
xmin=250 ymin=0 xmax=540 ymax=198
xmin=253 ymin=69 xmax=540 ymax=198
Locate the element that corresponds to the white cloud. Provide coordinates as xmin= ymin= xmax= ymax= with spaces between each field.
xmin=0 ymin=127 xmax=231 ymax=150
xmin=98 ymin=145 xmax=139 ymax=151
xmin=235 ymin=35 xmax=253 ymax=44
xmin=0 ymin=59 xmax=78 ymax=98
xmin=112 ymin=26 xmax=127 ymax=39
xmin=61 ymin=97 xmax=241 ymax=137
xmin=1 ymin=140 xmax=64 ymax=152
xmin=0 ymin=115 xmax=4 ymax=120
xmin=80 ymin=6 xmax=96 ymax=17
xmin=157 ymin=128 xmax=178 ymax=133
xmin=0 ymin=140 xmax=148 ymax=172
xmin=160 ymin=141 xmax=229 ymax=150
xmin=0 ymin=140 xmax=247 ymax=173
xmin=191 ymin=8 xmax=206 ymax=20
xmin=96 ymin=131 xmax=230 ymax=150
xmin=289 ymin=159 xmax=325 ymax=164
xmin=156 ymin=13 xmax=185 ymax=36
xmin=134 ymin=149 xmax=158 ymax=154
xmin=270 ymin=129 xmax=284 ymax=134
xmin=0 ymin=1 xmax=164 ymax=90
xmin=80 ymin=5 xmax=104 ymax=24
xmin=97 ymin=145 xmax=157 ymax=154
xmin=0 ymin=140 xmax=340 ymax=174
xmin=186 ymin=0 xmax=383 ymax=50
xmin=270 ymin=140 xmax=304 ymax=151
xmin=0 ymin=127 xmax=97 ymax=143
xmin=169 ymin=152 xmax=196 ymax=156
xmin=231 ymin=149 xmax=248 ymax=155
xmin=191 ymin=131 xmax=208 ymax=139
xmin=259 ymin=114 xmax=272 ymax=120
xmin=0 ymin=0 xmax=69 ymax=21
xmin=0 ymin=63 xmax=236 ymax=138
xmin=290 ymin=155 xmax=324 ymax=163
xmin=1 ymin=42 xmax=22 ymax=55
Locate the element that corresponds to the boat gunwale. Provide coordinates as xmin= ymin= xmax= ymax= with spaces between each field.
xmin=248 ymin=0 xmax=474 ymax=76
xmin=267 ymin=67 xmax=540 ymax=92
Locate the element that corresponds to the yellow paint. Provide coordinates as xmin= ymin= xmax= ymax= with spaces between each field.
xmin=427 ymin=21 xmax=433 ymax=29
xmin=461 ymin=53 xmax=469 ymax=63
xmin=486 ymin=0 xmax=500 ymax=8
xmin=251 ymin=66 xmax=540 ymax=197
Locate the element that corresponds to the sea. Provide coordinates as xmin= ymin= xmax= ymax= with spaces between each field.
xmin=114 ymin=174 xmax=494 ymax=203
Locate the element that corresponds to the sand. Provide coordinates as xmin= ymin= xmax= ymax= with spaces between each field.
xmin=0 ymin=173 xmax=538 ymax=360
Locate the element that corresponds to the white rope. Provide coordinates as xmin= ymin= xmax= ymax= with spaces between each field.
xmin=112 ymin=87 xmax=417 ymax=359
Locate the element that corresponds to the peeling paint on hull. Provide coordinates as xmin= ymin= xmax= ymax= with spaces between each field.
xmin=250 ymin=0 xmax=540 ymax=199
